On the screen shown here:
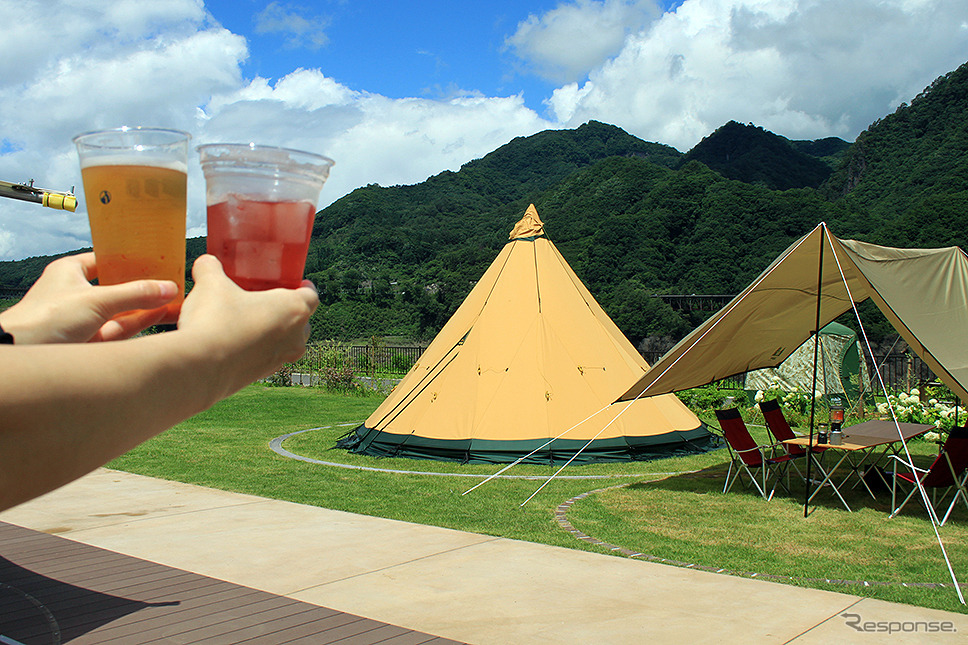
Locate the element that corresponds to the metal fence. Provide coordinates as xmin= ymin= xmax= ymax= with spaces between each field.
xmin=295 ymin=343 xmax=427 ymax=376
xmin=345 ymin=345 xmax=426 ymax=375
xmin=293 ymin=344 xmax=939 ymax=395
xmin=867 ymin=353 xmax=937 ymax=393
xmin=642 ymin=350 xmax=938 ymax=394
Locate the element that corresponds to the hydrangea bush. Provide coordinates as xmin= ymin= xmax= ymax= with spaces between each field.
xmin=877 ymin=387 xmax=963 ymax=443
xmin=753 ymin=380 xmax=816 ymax=412
xmin=683 ymin=380 xmax=961 ymax=445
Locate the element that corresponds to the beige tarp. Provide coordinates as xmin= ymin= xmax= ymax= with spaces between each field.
xmin=619 ymin=223 xmax=968 ymax=403
xmin=364 ymin=205 xmax=703 ymax=447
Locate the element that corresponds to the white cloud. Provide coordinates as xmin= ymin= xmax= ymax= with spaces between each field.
xmin=196 ymin=70 xmax=550 ymax=228
xmin=0 ymin=2 xmax=551 ymax=260
xmin=506 ymin=0 xmax=663 ymax=83
xmin=0 ymin=0 xmax=239 ymax=260
xmin=0 ymin=0 xmax=208 ymax=85
xmin=254 ymin=1 xmax=330 ymax=50
xmin=2 ymin=0 xmax=968 ymax=261
xmin=547 ymin=0 xmax=968 ymax=150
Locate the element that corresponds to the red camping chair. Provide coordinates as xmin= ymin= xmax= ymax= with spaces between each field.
xmin=759 ymin=399 xmax=829 ymax=458
xmin=759 ymin=399 xmax=830 ymax=482
xmin=889 ymin=426 xmax=968 ymax=525
xmin=715 ymin=408 xmax=794 ymax=500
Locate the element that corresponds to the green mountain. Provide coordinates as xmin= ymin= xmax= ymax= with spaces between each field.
xmin=302 ymin=126 xmax=839 ymax=343
xmin=822 ymin=60 xmax=968 ymax=250
xmin=301 ymin=121 xmax=685 ymax=339
xmin=3 ymin=59 xmax=968 ymax=348
xmin=681 ymin=120 xmax=845 ymax=190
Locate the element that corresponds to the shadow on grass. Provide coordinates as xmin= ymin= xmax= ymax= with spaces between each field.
xmin=626 ymin=453 xmax=963 ymax=519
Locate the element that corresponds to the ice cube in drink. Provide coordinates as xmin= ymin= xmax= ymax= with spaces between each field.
xmin=207 ymin=197 xmax=315 ymax=290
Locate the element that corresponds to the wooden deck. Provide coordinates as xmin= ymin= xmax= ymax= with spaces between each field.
xmin=0 ymin=522 xmax=465 ymax=644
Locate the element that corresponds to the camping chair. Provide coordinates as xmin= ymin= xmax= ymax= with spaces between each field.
xmin=888 ymin=426 xmax=968 ymax=525
xmin=715 ymin=408 xmax=794 ymax=500
xmin=759 ymin=399 xmax=830 ymax=483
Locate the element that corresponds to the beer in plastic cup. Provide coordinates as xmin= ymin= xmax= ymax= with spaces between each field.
xmin=197 ymin=143 xmax=334 ymax=290
xmin=73 ymin=127 xmax=190 ymax=321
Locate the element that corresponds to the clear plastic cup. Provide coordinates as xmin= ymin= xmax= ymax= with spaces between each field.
xmin=73 ymin=127 xmax=191 ymax=321
xmin=197 ymin=143 xmax=334 ymax=290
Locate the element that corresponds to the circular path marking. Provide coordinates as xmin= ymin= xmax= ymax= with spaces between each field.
xmin=269 ymin=425 xmax=679 ymax=480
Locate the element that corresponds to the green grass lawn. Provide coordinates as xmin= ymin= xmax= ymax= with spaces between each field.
xmin=108 ymin=385 xmax=968 ymax=614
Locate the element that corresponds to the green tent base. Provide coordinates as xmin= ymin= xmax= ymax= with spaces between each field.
xmin=337 ymin=424 xmax=720 ymax=465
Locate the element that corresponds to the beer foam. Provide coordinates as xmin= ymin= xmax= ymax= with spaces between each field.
xmin=80 ymin=154 xmax=187 ymax=173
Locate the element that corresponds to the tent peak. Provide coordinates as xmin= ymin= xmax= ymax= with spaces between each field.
xmin=510 ymin=204 xmax=545 ymax=240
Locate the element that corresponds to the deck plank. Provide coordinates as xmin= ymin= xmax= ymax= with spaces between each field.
xmin=0 ymin=521 xmax=467 ymax=645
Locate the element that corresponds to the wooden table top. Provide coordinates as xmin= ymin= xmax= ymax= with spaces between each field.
xmin=782 ymin=420 xmax=934 ymax=451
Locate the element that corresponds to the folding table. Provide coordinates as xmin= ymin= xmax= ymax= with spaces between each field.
xmin=783 ymin=420 xmax=933 ymax=512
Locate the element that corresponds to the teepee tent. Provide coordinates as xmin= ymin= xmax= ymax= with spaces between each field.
xmin=339 ymin=205 xmax=715 ymax=464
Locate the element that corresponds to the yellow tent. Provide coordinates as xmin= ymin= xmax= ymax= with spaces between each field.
xmin=339 ymin=205 xmax=714 ymax=464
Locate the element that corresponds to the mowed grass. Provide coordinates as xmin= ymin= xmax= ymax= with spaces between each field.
xmin=109 ymin=385 xmax=968 ymax=614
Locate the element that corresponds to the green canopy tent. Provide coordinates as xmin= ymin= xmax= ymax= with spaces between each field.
xmin=744 ymin=321 xmax=870 ymax=407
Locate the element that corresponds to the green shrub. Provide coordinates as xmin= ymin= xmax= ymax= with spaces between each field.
xmin=677 ymin=384 xmax=746 ymax=414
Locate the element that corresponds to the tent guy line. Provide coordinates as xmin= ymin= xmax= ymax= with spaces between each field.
xmin=461 ymin=402 xmax=621 ymax=495
xmin=518 ymin=393 xmax=644 ymax=505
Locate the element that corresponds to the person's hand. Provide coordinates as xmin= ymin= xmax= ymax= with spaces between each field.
xmin=176 ymin=255 xmax=319 ymax=396
xmin=0 ymin=252 xmax=178 ymax=344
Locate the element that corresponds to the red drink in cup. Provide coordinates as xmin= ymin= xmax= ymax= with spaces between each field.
xmin=206 ymin=198 xmax=316 ymax=290
xmin=198 ymin=144 xmax=334 ymax=290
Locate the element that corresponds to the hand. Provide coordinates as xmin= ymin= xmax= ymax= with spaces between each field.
xmin=176 ymin=255 xmax=319 ymax=395
xmin=0 ymin=253 xmax=178 ymax=344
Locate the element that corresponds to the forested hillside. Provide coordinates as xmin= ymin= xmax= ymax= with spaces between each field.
xmin=822 ymin=60 xmax=968 ymax=250
xmin=2 ymin=60 xmax=967 ymax=348
xmin=681 ymin=120 xmax=846 ymax=190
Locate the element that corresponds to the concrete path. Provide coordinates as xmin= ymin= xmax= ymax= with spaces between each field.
xmin=2 ymin=468 xmax=965 ymax=644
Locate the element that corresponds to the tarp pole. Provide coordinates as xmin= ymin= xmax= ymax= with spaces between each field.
xmin=804 ymin=224 xmax=825 ymax=518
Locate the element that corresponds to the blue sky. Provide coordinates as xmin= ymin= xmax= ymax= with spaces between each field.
xmin=204 ymin=0 xmax=564 ymax=112
xmin=1 ymin=0 xmax=967 ymax=260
